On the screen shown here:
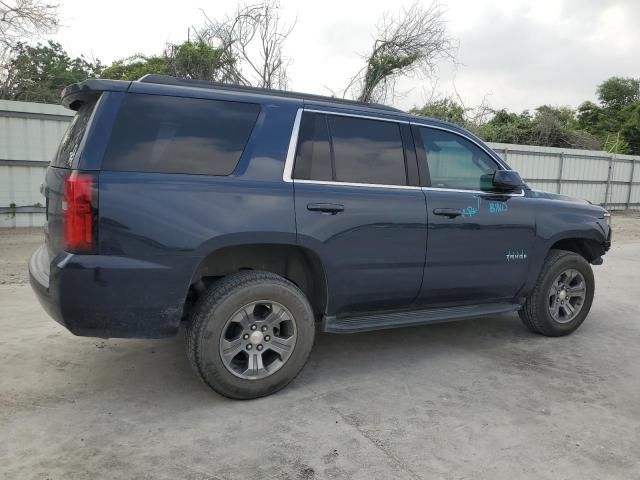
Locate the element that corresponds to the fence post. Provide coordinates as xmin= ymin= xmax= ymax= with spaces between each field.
xmin=557 ymin=152 xmax=564 ymax=194
xmin=627 ymin=160 xmax=636 ymax=210
xmin=603 ymin=154 xmax=614 ymax=208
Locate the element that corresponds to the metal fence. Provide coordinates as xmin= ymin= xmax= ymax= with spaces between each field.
xmin=489 ymin=142 xmax=640 ymax=210
xmin=0 ymin=99 xmax=73 ymax=227
xmin=1 ymin=99 xmax=639 ymax=227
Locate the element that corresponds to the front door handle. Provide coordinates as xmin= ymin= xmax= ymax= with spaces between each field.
xmin=307 ymin=203 xmax=344 ymax=214
xmin=433 ymin=208 xmax=463 ymax=218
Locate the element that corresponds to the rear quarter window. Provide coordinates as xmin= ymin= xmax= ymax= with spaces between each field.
xmin=102 ymin=94 xmax=260 ymax=175
xmin=52 ymin=97 xmax=99 ymax=168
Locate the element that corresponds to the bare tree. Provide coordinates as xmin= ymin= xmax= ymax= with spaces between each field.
xmin=346 ymin=1 xmax=456 ymax=104
xmin=0 ymin=0 xmax=59 ymax=60
xmin=200 ymin=0 xmax=294 ymax=89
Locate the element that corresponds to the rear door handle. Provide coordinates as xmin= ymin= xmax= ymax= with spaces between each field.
xmin=433 ymin=208 xmax=463 ymax=218
xmin=307 ymin=203 xmax=344 ymax=214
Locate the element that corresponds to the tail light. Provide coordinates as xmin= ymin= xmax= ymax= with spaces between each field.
xmin=63 ymin=171 xmax=97 ymax=253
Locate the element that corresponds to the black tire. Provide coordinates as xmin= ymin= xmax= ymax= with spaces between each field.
xmin=186 ymin=270 xmax=315 ymax=400
xmin=519 ymin=249 xmax=595 ymax=336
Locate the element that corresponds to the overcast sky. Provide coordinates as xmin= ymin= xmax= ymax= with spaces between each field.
xmin=52 ymin=0 xmax=639 ymax=112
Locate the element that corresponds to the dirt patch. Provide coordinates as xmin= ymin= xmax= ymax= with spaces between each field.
xmin=0 ymin=227 xmax=43 ymax=285
xmin=611 ymin=212 xmax=640 ymax=243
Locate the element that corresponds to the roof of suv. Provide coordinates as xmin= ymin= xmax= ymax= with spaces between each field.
xmin=60 ymin=74 xmax=470 ymax=136
xmin=62 ymin=74 xmax=402 ymax=114
xmin=138 ymin=75 xmax=404 ymax=114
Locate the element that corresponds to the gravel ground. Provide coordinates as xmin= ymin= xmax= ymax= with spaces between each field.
xmin=0 ymin=227 xmax=42 ymax=285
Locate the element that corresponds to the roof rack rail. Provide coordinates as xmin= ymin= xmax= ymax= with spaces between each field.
xmin=137 ymin=74 xmax=403 ymax=113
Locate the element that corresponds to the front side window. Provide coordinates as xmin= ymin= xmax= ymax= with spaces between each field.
xmin=102 ymin=94 xmax=260 ymax=175
xmin=293 ymin=112 xmax=407 ymax=186
xmin=419 ymin=127 xmax=499 ymax=191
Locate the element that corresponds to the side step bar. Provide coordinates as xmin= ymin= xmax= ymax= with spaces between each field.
xmin=321 ymin=302 xmax=521 ymax=334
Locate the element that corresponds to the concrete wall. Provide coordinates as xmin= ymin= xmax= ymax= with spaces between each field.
xmin=1 ymin=99 xmax=639 ymax=227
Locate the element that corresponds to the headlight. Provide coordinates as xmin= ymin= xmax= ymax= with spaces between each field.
xmin=603 ymin=211 xmax=611 ymax=227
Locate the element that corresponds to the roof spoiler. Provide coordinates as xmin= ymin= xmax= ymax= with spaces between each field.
xmin=61 ymin=79 xmax=131 ymax=110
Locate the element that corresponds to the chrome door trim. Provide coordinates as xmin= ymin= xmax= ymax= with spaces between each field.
xmin=282 ymin=108 xmax=303 ymax=183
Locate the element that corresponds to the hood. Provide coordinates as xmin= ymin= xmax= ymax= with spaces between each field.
xmin=529 ymin=189 xmax=591 ymax=205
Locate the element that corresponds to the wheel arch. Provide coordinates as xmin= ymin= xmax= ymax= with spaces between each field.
xmin=518 ymin=232 xmax=604 ymax=300
xmin=188 ymin=242 xmax=328 ymax=319
xmin=548 ymin=236 xmax=606 ymax=263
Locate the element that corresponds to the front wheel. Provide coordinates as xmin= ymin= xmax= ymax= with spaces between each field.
xmin=186 ymin=271 xmax=315 ymax=399
xmin=519 ymin=250 xmax=595 ymax=336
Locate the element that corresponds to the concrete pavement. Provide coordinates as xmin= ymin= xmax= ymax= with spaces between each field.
xmin=1 ymin=242 xmax=639 ymax=479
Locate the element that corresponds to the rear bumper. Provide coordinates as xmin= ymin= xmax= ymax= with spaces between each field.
xmin=28 ymin=245 xmax=195 ymax=338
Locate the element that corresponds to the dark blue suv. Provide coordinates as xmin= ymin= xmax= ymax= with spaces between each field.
xmin=29 ymin=75 xmax=612 ymax=399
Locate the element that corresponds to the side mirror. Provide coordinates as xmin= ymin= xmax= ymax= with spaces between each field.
xmin=492 ymin=170 xmax=524 ymax=192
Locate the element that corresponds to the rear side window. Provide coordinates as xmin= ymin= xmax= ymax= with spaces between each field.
xmin=293 ymin=112 xmax=407 ymax=186
xmin=53 ymin=97 xmax=99 ymax=168
xmin=102 ymin=94 xmax=260 ymax=175
xmin=329 ymin=116 xmax=406 ymax=186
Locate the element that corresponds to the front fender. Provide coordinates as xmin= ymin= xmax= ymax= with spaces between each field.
xmin=518 ymin=199 xmax=610 ymax=298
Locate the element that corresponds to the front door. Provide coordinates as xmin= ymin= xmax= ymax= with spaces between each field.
xmin=291 ymin=110 xmax=427 ymax=316
xmin=414 ymin=126 xmax=536 ymax=306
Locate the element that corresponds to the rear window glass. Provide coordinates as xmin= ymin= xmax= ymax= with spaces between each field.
xmin=52 ymin=97 xmax=98 ymax=168
xmin=102 ymin=94 xmax=260 ymax=175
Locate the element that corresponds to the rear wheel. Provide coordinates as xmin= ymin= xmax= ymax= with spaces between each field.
xmin=186 ymin=271 xmax=315 ymax=399
xmin=519 ymin=250 xmax=595 ymax=336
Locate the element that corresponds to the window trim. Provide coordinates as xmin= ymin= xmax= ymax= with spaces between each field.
xmin=283 ymin=107 xmax=524 ymax=196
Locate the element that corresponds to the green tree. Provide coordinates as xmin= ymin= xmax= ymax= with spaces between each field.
xmin=100 ymin=54 xmax=170 ymax=81
xmin=410 ymin=98 xmax=466 ymax=125
xmin=1 ymin=41 xmax=101 ymax=103
xmin=475 ymin=109 xmax=535 ymax=145
xmin=100 ymin=40 xmax=233 ymax=82
xmin=597 ymin=77 xmax=640 ymax=110
xmin=620 ymin=102 xmax=640 ymax=153
xmin=168 ymin=39 xmax=234 ymax=81
xmin=577 ymin=76 xmax=640 ymax=154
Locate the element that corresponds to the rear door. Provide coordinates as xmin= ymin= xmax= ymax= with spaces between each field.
xmin=291 ymin=110 xmax=427 ymax=316
xmin=414 ymin=125 xmax=536 ymax=306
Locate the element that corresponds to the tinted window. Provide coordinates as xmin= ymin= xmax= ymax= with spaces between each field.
xmin=293 ymin=113 xmax=332 ymax=181
xmin=102 ymin=94 xmax=260 ymax=175
xmin=420 ymin=128 xmax=498 ymax=191
xmin=53 ymin=97 xmax=99 ymax=168
xmin=328 ymin=116 xmax=407 ymax=186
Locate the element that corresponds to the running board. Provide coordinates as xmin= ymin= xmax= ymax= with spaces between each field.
xmin=321 ymin=302 xmax=521 ymax=334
